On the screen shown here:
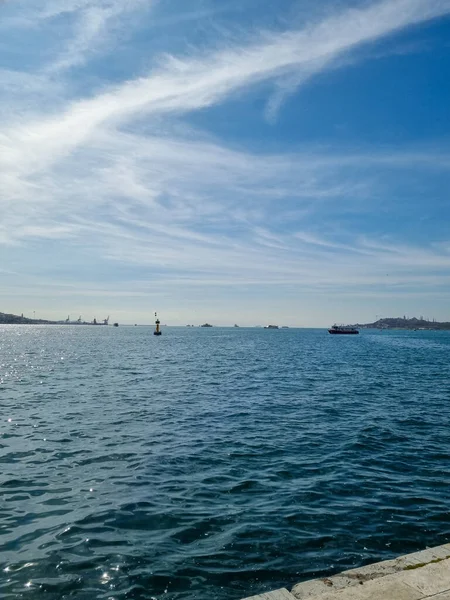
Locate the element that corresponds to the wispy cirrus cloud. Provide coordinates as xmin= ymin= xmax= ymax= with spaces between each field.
xmin=46 ymin=0 xmax=155 ymax=73
xmin=1 ymin=0 xmax=450 ymax=322
xmin=4 ymin=0 xmax=450 ymax=163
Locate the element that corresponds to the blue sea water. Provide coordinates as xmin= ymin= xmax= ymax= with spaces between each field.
xmin=1 ymin=325 xmax=450 ymax=600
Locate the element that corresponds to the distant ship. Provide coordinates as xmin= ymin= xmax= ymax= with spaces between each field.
xmin=328 ymin=324 xmax=359 ymax=335
xmin=92 ymin=316 xmax=109 ymax=325
xmin=201 ymin=323 xmax=213 ymax=327
xmin=264 ymin=325 xmax=279 ymax=329
xmin=62 ymin=315 xmax=109 ymax=325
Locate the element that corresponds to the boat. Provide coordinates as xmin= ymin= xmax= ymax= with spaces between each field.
xmin=264 ymin=325 xmax=279 ymax=329
xmin=328 ymin=324 xmax=359 ymax=335
xmin=113 ymin=323 xmax=119 ymax=327
xmin=201 ymin=323 xmax=213 ymax=327
xmin=92 ymin=316 xmax=109 ymax=325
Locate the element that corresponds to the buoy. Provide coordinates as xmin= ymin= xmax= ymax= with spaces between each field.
xmin=154 ymin=312 xmax=162 ymax=336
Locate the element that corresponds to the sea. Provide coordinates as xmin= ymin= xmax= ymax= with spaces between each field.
xmin=1 ymin=325 xmax=450 ymax=600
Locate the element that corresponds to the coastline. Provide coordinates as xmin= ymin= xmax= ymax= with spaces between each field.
xmin=243 ymin=544 xmax=450 ymax=600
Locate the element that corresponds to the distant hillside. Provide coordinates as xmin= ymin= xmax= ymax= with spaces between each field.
xmin=353 ymin=317 xmax=450 ymax=330
xmin=0 ymin=311 xmax=54 ymax=324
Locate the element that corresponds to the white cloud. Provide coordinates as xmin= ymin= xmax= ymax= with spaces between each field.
xmin=1 ymin=0 xmax=450 ymax=322
xmin=46 ymin=0 xmax=154 ymax=73
xmin=3 ymin=0 xmax=450 ymax=169
xmin=0 ymin=0 xmax=154 ymax=73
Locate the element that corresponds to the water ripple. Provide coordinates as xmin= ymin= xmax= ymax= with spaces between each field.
xmin=1 ymin=326 xmax=450 ymax=599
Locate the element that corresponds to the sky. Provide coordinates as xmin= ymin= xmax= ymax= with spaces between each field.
xmin=1 ymin=0 xmax=450 ymax=326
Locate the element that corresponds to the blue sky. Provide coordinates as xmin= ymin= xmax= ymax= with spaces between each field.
xmin=1 ymin=0 xmax=450 ymax=326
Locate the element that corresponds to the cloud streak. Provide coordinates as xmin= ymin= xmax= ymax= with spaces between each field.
xmin=4 ymin=0 xmax=450 ymax=167
xmin=46 ymin=0 xmax=154 ymax=73
xmin=1 ymin=0 xmax=450 ymax=322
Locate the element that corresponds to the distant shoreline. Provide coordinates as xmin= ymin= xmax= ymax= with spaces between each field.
xmin=0 ymin=311 xmax=109 ymax=326
xmin=352 ymin=317 xmax=450 ymax=331
xmin=2 ymin=311 xmax=450 ymax=330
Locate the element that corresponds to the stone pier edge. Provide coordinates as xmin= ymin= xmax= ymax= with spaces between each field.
xmin=242 ymin=543 xmax=450 ymax=600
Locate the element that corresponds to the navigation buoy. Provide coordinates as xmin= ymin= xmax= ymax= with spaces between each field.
xmin=154 ymin=312 xmax=162 ymax=336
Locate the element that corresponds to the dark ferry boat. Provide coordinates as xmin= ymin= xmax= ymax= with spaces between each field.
xmin=328 ymin=324 xmax=359 ymax=335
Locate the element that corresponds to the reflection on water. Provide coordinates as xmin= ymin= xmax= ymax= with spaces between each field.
xmin=1 ymin=326 xmax=450 ymax=600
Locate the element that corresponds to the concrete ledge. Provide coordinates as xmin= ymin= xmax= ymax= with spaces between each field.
xmin=243 ymin=589 xmax=297 ymax=600
xmin=242 ymin=544 xmax=450 ymax=600
xmin=291 ymin=543 xmax=450 ymax=599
